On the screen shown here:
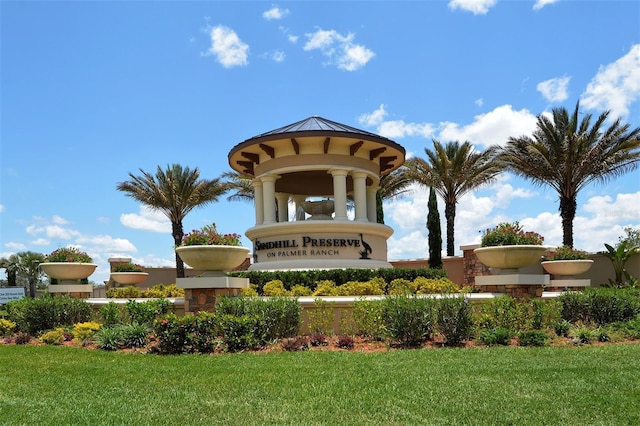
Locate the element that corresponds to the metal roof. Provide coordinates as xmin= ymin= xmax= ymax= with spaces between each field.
xmin=251 ymin=116 xmax=386 ymax=139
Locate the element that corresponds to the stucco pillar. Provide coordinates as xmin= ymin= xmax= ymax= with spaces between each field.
xmin=261 ymin=174 xmax=278 ymax=224
xmin=352 ymin=171 xmax=368 ymax=222
xmin=329 ymin=169 xmax=348 ymax=221
xmin=367 ymin=184 xmax=378 ymax=223
xmin=276 ymin=193 xmax=289 ymax=222
xmin=292 ymin=194 xmax=306 ymax=221
xmin=252 ymin=179 xmax=264 ymax=225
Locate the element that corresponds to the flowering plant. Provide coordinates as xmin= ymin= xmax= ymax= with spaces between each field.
xmin=45 ymin=247 xmax=93 ymax=263
xmin=181 ymin=222 xmax=242 ymax=246
xmin=545 ymin=246 xmax=588 ymax=261
xmin=480 ymin=222 xmax=544 ymax=247
xmin=112 ymin=262 xmax=145 ymax=272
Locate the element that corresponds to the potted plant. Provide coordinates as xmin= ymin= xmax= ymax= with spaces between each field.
xmin=175 ymin=223 xmax=249 ymax=273
xmin=110 ymin=262 xmax=149 ymax=285
xmin=541 ymin=246 xmax=593 ymax=277
xmin=474 ymin=222 xmax=546 ymax=271
xmin=40 ymin=247 xmax=97 ymax=283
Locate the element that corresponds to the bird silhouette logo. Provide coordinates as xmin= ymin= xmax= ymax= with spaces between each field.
xmin=358 ymin=233 xmax=372 ymax=259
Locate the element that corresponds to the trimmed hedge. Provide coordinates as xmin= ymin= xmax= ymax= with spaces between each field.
xmin=558 ymin=287 xmax=640 ymax=325
xmin=6 ymin=295 xmax=92 ymax=335
xmin=229 ymin=268 xmax=448 ymax=295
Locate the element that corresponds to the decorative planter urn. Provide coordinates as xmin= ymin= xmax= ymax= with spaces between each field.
xmin=110 ymin=272 xmax=149 ymax=285
xmin=474 ymin=245 xmax=546 ymax=272
xmin=300 ymin=199 xmax=334 ymax=220
xmin=541 ymin=260 xmax=594 ymax=277
xmin=175 ymin=245 xmax=250 ymax=275
xmin=40 ymin=262 xmax=98 ymax=282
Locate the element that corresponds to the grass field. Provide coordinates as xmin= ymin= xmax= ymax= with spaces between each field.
xmin=1 ymin=344 xmax=639 ymax=425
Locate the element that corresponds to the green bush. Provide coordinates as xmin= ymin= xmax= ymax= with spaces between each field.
xmin=353 ymin=299 xmax=387 ymax=340
xmin=477 ymin=296 xmax=527 ymax=332
xmin=306 ymin=298 xmax=335 ymax=335
xmin=215 ymin=296 xmax=301 ymax=341
xmin=119 ymin=323 xmax=151 ymax=349
xmin=559 ymin=288 xmax=640 ymax=325
xmin=153 ymin=313 xmax=192 ymax=355
xmin=72 ymin=321 xmax=101 ymax=345
xmin=479 ymin=327 xmax=512 ymax=346
xmin=6 ymin=296 xmax=92 ymax=335
xmin=0 ymin=318 xmax=16 ymax=336
xmin=414 ymin=277 xmax=460 ymax=294
xmin=217 ymin=314 xmax=264 ymax=352
xmin=290 ymin=285 xmax=313 ymax=296
xmin=517 ymin=330 xmax=549 ymax=347
xmin=106 ymin=286 xmax=142 ymax=298
xmin=388 ymin=278 xmax=413 ymax=295
xmin=142 ymin=284 xmax=184 ymax=298
xmin=571 ymin=326 xmax=594 ymax=344
xmin=126 ymin=299 xmax=171 ymax=326
xmin=435 ymin=296 xmax=473 ymax=346
xmin=39 ymin=329 xmax=65 ymax=345
xmin=100 ymin=302 xmax=125 ymax=327
xmin=313 ymin=280 xmax=339 ymax=296
xmin=382 ymin=295 xmax=434 ymax=347
xmin=553 ymin=320 xmax=572 ymax=337
xmin=94 ymin=326 xmax=124 ymax=351
xmin=263 ymin=280 xmax=289 ymax=296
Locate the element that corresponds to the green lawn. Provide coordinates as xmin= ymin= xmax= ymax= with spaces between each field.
xmin=1 ymin=344 xmax=639 ymax=425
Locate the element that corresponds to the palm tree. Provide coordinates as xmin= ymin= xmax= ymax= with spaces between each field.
xmin=0 ymin=254 xmax=20 ymax=287
xmin=501 ymin=102 xmax=640 ymax=248
xmin=221 ymin=170 xmax=255 ymax=204
xmin=16 ymin=251 xmax=45 ymax=298
xmin=376 ymin=166 xmax=413 ymax=224
xmin=116 ymin=164 xmax=229 ymax=278
xmin=406 ymin=140 xmax=503 ymax=256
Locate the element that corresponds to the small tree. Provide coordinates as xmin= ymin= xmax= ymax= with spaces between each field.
xmin=427 ymin=187 xmax=443 ymax=269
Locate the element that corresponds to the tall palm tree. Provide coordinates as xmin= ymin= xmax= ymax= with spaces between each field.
xmin=221 ymin=170 xmax=255 ymax=204
xmin=406 ymin=140 xmax=503 ymax=256
xmin=501 ymin=102 xmax=640 ymax=248
xmin=0 ymin=254 xmax=20 ymax=287
xmin=376 ymin=166 xmax=413 ymax=224
xmin=16 ymin=251 xmax=45 ymax=298
xmin=116 ymin=164 xmax=229 ymax=278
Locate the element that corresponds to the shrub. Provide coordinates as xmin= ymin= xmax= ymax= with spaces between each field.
xmin=94 ymin=327 xmax=124 ymax=351
xmin=553 ymin=320 xmax=572 ymax=337
xmin=46 ymin=247 xmax=92 ymax=263
xmin=0 ymin=318 xmax=16 ymax=336
xmin=306 ymin=298 xmax=334 ymax=335
xmin=388 ymin=278 xmax=413 ymax=295
xmin=6 ymin=296 xmax=92 ymax=335
xmin=336 ymin=278 xmax=386 ymax=296
xmin=478 ymin=296 xmax=528 ymax=332
xmin=335 ymin=334 xmax=355 ymax=350
xmin=218 ymin=314 xmax=264 ymax=352
xmin=290 ymin=285 xmax=313 ymax=296
xmin=571 ymin=326 xmax=594 ymax=344
xmin=517 ymin=330 xmax=549 ymax=347
xmin=413 ymin=277 xmax=459 ymax=294
xmin=72 ymin=321 xmax=101 ymax=345
xmin=313 ymin=280 xmax=339 ymax=296
xmin=241 ymin=285 xmax=259 ymax=297
xmin=546 ymin=246 xmax=589 ymax=260
xmin=40 ymin=329 xmax=65 ymax=345
xmin=126 ymin=299 xmax=171 ymax=326
xmin=281 ymin=336 xmax=309 ymax=352
xmin=189 ymin=311 xmax=218 ymax=353
xmin=481 ymin=222 xmax=544 ymax=246
xmin=119 ymin=323 xmax=151 ymax=348
xmin=479 ymin=327 xmax=512 ymax=346
xmin=181 ymin=222 xmax=242 ymax=246
xmin=352 ymin=299 xmax=386 ymax=340
xmin=142 ymin=284 xmax=184 ymax=298
xmin=383 ymin=295 xmax=434 ymax=347
xmin=215 ymin=296 xmax=301 ymax=341
xmin=101 ymin=302 xmax=125 ymax=327
xmin=588 ymin=288 xmax=640 ymax=325
xmin=435 ymin=296 xmax=473 ymax=346
xmin=263 ymin=280 xmax=289 ymax=296
xmin=106 ymin=286 xmax=142 ymax=298
xmin=112 ymin=263 xmax=144 ymax=272
xmin=558 ymin=291 xmax=589 ymax=323
xmin=14 ymin=332 xmax=31 ymax=345
xmin=309 ymin=332 xmax=328 ymax=347
xmin=153 ymin=314 xmax=192 ymax=355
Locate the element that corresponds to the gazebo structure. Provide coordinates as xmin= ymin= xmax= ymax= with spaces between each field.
xmin=228 ymin=116 xmax=406 ymax=270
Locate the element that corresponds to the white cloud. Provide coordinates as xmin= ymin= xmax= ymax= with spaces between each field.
xmin=263 ymin=6 xmax=289 ymax=20
xmin=203 ymin=25 xmax=249 ymax=68
xmin=581 ymin=44 xmax=640 ymax=118
xmin=358 ymin=105 xmax=435 ymax=139
xmin=51 ymin=215 xmax=69 ymax=225
xmin=438 ymin=104 xmax=538 ymax=147
xmin=5 ymin=242 xmax=26 ymax=250
xmin=271 ymin=50 xmax=286 ymax=62
xmin=0 ymin=204 xmax=5 ymax=213
xmin=448 ymin=0 xmax=497 ymax=15
xmin=120 ymin=206 xmax=171 ymax=233
xmin=287 ymin=34 xmax=299 ymax=43
xmin=475 ymin=98 xmax=484 ymax=107
xmin=76 ymin=235 xmax=137 ymax=253
xmin=31 ymin=238 xmax=49 ymax=246
xmin=533 ymin=0 xmax=559 ymax=11
xmin=304 ymin=28 xmax=374 ymax=71
xmin=537 ymin=75 xmax=571 ymax=102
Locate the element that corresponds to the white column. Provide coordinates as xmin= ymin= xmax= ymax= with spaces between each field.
xmin=329 ymin=169 xmax=348 ymax=221
xmin=276 ymin=193 xmax=289 ymax=222
xmin=252 ymin=179 xmax=264 ymax=225
xmin=261 ymin=174 xmax=278 ymax=224
xmin=352 ymin=171 xmax=368 ymax=222
xmin=367 ymin=183 xmax=378 ymax=223
xmin=293 ymin=195 xmax=307 ymax=221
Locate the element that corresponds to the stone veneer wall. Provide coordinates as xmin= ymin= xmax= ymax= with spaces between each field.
xmin=461 ymin=244 xmax=490 ymax=287
xmin=184 ymin=288 xmax=242 ymax=314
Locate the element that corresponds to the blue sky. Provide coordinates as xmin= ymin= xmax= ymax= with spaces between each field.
xmin=1 ymin=0 xmax=639 ymax=284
